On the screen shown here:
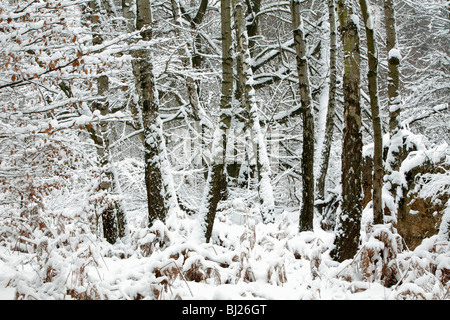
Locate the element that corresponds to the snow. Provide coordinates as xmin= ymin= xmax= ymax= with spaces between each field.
xmin=366 ymin=15 xmax=374 ymax=30
xmin=389 ymin=48 xmax=402 ymax=62
xmin=0 ymin=0 xmax=448 ymax=303
xmin=350 ymin=14 xmax=360 ymax=28
xmin=2 ymin=188 xmax=447 ymax=301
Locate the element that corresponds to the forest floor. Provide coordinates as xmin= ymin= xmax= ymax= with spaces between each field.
xmin=1 ymin=187 xmax=448 ymax=300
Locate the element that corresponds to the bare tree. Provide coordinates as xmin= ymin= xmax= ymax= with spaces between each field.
xmin=202 ymin=0 xmax=233 ymax=242
xmin=87 ymin=0 xmax=126 ymax=243
xmin=233 ymin=0 xmax=275 ymax=222
xmin=132 ymin=0 xmax=175 ymax=227
xmin=384 ymin=0 xmax=402 ymax=139
xmin=330 ymin=0 xmax=363 ymax=262
xmin=359 ymin=0 xmax=384 ymax=224
xmin=317 ymin=0 xmax=338 ymax=216
xmin=290 ymin=0 xmax=315 ymax=231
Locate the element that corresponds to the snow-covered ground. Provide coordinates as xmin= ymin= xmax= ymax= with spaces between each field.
xmin=0 ymin=130 xmax=448 ymax=300
xmin=0 ymin=199 xmax=448 ymax=300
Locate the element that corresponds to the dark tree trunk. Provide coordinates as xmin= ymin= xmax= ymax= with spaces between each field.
xmin=290 ymin=0 xmax=315 ymax=231
xmin=133 ymin=0 xmax=170 ymax=227
xmin=203 ymin=0 xmax=233 ymax=242
xmin=359 ymin=0 xmax=384 ymax=224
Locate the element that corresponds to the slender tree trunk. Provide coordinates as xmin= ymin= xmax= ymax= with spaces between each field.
xmin=317 ymin=0 xmax=338 ymax=216
xmin=233 ymin=0 xmax=275 ymax=222
xmin=170 ymin=0 xmax=204 ymax=122
xmin=133 ymin=0 xmax=172 ymax=227
xmin=170 ymin=0 xmax=209 ymax=185
xmin=359 ymin=0 xmax=384 ymax=224
xmin=202 ymin=0 xmax=233 ymax=242
xmin=331 ymin=0 xmax=363 ymax=262
xmin=384 ymin=0 xmax=401 ymax=139
xmin=245 ymin=0 xmax=262 ymax=54
xmin=384 ymin=0 xmax=403 ymax=176
xmin=191 ymin=0 xmax=209 ymax=69
xmin=229 ymin=1 xmax=261 ymax=182
xmin=88 ymin=0 xmax=125 ymax=243
xmin=122 ymin=0 xmax=145 ymax=144
xmin=290 ymin=0 xmax=315 ymax=231
xmin=171 ymin=0 xmax=210 ymax=177
xmin=122 ymin=0 xmax=136 ymax=33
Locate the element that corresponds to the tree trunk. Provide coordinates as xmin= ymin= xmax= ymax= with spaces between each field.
xmin=384 ymin=0 xmax=401 ymax=139
xmin=122 ymin=0 xmax=145 ymax=144
xmin=384 ymin=0 xmax=403 ymax=176
xmin=88 ymin=0 xmax=125 ymax=243
xmin=331 ymin=0 xmax=363 ymax=262
xmin=170 ymin=0 xmax=205 ymax=122
xmin=359 ymin=0 xmax=384 ymax=225
xmin=233 ymin=0 xmax=275 ymax=223
xmin=317 ymin=0 xmax=338 ymax=217
xmin=133 ymin=0 xmax=171 ymax=227
xmin=122 ymin=0 xmax=136 ymax=33
xmin=245 ymin=0 xmax=262 ymax=54
xmin=191 ymin=0 xmax=209 ymax=69
xmin=290 ymin=0 xmax=315 ymax=232
xmin=202 ymin=0 xmax=233 ymax=242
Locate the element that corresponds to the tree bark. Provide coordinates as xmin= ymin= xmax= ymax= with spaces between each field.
xmin=122 ymin=0 xmax=136 ymax=33
xmin=384 ymin=0 xmax=403 ymax=179
xmin=290 ymin=0 xmax=315 ymax=232
xmin=384 ymin=0 xmax=401 ymax=139
xmin=330 ymin=0 xmax=363 ymax=262
xmin=170 ymin=0 xmax=202 ymax=122
xmin=245 ymin=0 xmax=262 ymax=54
xmin=202 ymin=0 xmax=233 ymax=242
xmin=133 ymin=0 xmax=170 ymax=227
xmin=88 ymin=0 xmax=126 ymax=243
xmin=317 ymin=0 xmax=338 ymax=217
xmin=233 ymin=0 xmax=275 ymax=222
xmin=122 ymin=0 xmax=145 ymax=144
xmin=359 ymin=0 xmax=384 ymax=225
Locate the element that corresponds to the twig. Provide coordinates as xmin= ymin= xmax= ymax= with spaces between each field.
xmin=159 ymin=260 xmax=194 ymax=297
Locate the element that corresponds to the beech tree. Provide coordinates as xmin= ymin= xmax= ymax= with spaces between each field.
xmin=233 ymin=0 xmax=275 ymax=222
xmin=317 ymin=0 xmax=338 ymax=217
xmin=132 ymin=0 xmax=177 ymax=227
xmin=85 ymin=0 xmax=127 ymax=243
xmin=331 ymin=0 xmax=363 ymax=262
xmin=359 ymin=0 xmax=384 ymax=225
xmin=290 ymin=0 xmax=315 ymax=231
xmin=201 ymin=0 xmax=233 ymax=243
xmin=384 ymin=0 xmax=402 ymax=139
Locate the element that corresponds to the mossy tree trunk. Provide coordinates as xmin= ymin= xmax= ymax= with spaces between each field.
xmin=384 ymin=0 xmax=401 ymax=140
